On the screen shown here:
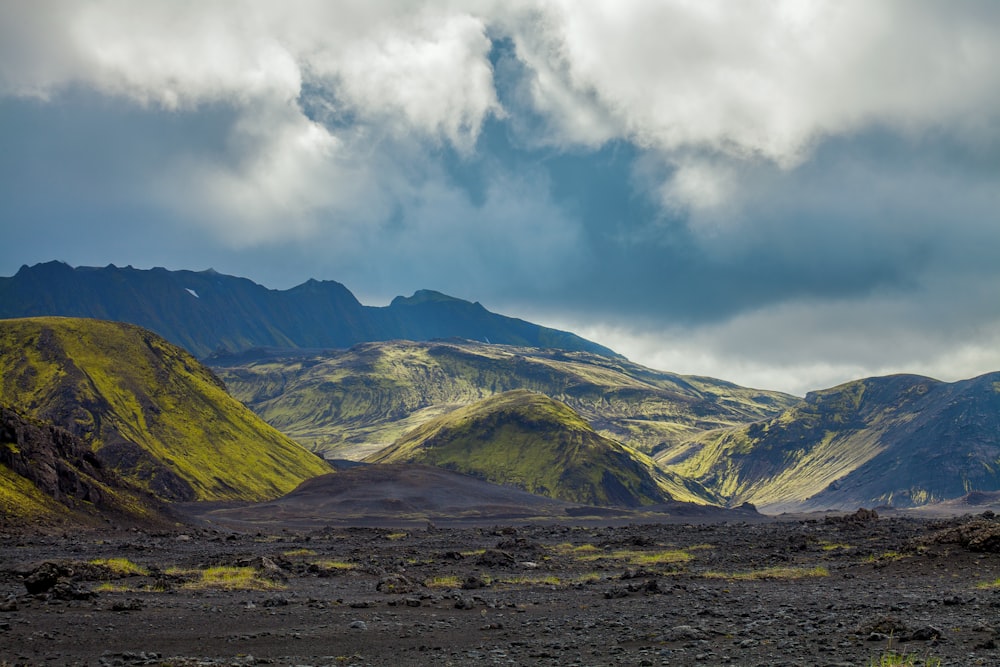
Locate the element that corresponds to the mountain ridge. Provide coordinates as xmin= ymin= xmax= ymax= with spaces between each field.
xmin=663 ymin=372 xmax=1000 ymax=511
xmin=211 ymin=339 xmax=797 ymax=460
xmin=0 ymin=261 xmax=619 ymax=359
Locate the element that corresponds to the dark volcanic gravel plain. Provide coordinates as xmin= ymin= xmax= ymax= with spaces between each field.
xmin=3 ymin=511 xmax=1000 ymax=666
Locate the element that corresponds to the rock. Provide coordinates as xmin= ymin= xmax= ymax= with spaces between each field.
xmin=377 ymin=573 xmax=420 ymax=594
xmin=661 ymin=625 xmax=709 ymax=641
xmin=454 ymin=596 xmax=476 ymax=610
xmin=349 ymin=620 xmax=368 ymax=630
xmin=253 ymin=556 xmax=288 ymax=581
xmin=856 ymin=614 xmax=908 ymax=636
xmin=930 ymin=519 xmax=1000 ymax=553
xmin=476 ymin=549 xmax=516 ymax=567
xmin=50 ymin=580 xmax=97 ymax=601
xmin=907 ymin=626 xmax=943 ymax=641
xmin=461 ymin=575 xmax=489 ymax=590
xmin=261 ymin=595 xmax=289 ymax=607
xmin=24 ymin=562 xmax=67 ymax=595
xmin=110 ymin=599 xmax=144 ymax=612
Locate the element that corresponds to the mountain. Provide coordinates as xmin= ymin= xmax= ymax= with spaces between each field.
xmin=0 ymin=317 xmax=331 ymax=503
xmin=663 ymin=373 xmax=1000 ymax=511
xmin=0 ymin=261 xmax=619 ymax=358
xmin=366 ymin=390 xmax=710 ymax=506
xmin=210 ymin=339 xmax=796 ymax=460
xmin=1 ymin=404 xmax=169 ymax=528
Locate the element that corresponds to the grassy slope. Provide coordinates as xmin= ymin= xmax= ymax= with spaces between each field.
xmin=0 ymin=464 xmax=69 ymax=526
xmin=1 ymin=403 xmax=173 ymax=527
xmin=214 ymin=340 xmax=795 ymax=459
xmin=0 ymin=317 xmax=330 ymax=502
xmin=366 ymin=390 xmax=711 ymax=506
xmin=664 ymin=374 xmax=1000 ymax=510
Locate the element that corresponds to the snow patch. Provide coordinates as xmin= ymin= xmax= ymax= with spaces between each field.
xmin=185 ymin=288 xmax=200 ymax=299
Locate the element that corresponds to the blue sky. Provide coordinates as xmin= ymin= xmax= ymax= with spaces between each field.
xmin=3 ymin=1 xmax=1000 ymax=394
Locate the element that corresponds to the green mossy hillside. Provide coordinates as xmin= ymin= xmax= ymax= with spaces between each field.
xmin=0 ymin=317 xmax=330 ymax=502
xmin=367 ymin=389 xmax=708 ymax=507
xmin=663 ymin=373 xmax=1000 ymax=511
xmin=214 ymin=340 xmax=796 ymax=459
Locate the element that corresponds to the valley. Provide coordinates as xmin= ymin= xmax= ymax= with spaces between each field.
xmin=2 ymin=267 xmax=1000 ymax=666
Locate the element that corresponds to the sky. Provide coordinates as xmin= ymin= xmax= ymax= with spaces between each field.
xmin=2 ymin=1 xmax=1000 ymax=396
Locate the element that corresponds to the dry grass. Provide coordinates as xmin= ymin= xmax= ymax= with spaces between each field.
xmin=174 ymin=566 xmax=285 ymax=591
xmin=425 ymin=575 xmax=463 ymax=589
xmin=89 ymin=557 xmax=149 ymax=577
xmin=976 ymin=577 xmax=1000 ymax=590
xmin=311 ymin=560 xmax=357 ymax=571
xmin=283 ymin=548 xmax=317 ymax=557
xmin=702 ymin=566 xmax=829 ymax=581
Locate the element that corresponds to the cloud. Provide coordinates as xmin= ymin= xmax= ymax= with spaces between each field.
xmin=501 ymin=1 xmax=1000 ymax=159
xmin=2 ymin=1 xmax=1000 ymax=392
xmin=562 ymin=276 xmax=1000 ymax=396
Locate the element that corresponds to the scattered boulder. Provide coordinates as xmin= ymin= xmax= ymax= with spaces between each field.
xmin=826 ymin=508 xmax=879 ymax=527
xmin=659 ymin=625 xmax=709 ymax=641
xmin=930 ymin=519 xmax=1000 ymax=553
xmin=23 ymin=562 xmax=68 ymax=595
xmin=461 ymin=575 xmax=489 ymax=590
xmin=377 ymin=573 xmax=420 ymax=594
xmin=476 ymin=549 xmax=516 ymax=567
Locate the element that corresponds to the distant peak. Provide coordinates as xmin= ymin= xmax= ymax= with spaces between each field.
xmin=391 ymin=289 xmax=469 ymax=307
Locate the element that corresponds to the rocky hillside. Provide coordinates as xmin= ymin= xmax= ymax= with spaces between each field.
xmin=212 ymin=340 xmax=796 ymax=460
xmin=0 ymin=317 xmax=330 ymax=502
xmin=0 ymin=262 xmax=618 ymax=358
xmin=664 ymin=373 xmax=1000 ymax=511
xmin=367 ymin=390 xmax=710 ymax=506
xmin=0 ymin=404 xmax=169 ymax=527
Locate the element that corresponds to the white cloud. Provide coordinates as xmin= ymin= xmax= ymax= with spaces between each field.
xmin=3 ymin=0 xmax=1000 ymax=394
xmin=0 ymin=1 xmax=503 ymax=243
xmin=560 ymin=278 xmax=1000 ymax=396
xmin=498 ymin=0 xmax=1000 ymax=214
xmin=503 ymin=0 xmax=1000 ymax=158
xmin=318 ymin=10 xmax=500 ymax=151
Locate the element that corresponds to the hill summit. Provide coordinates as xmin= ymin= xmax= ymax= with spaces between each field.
xmin=368 ymin=390 xmax=706 ymax=507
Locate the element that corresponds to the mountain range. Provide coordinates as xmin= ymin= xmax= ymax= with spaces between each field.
xmin=661 ymin=373 xmax=1000 ymax=511
xmin=0 ymin=261 xmax=617 ymax=358
xmin=210 ymin=339 xmax=795 ymax=460
xmin=2 ymin=261 xmax=999 ymax=521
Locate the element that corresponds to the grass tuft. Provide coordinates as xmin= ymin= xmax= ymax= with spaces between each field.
xmin=702 ymin=566 xmax=829 ymax=580
xmin=177 ymin=566 xmax=285 ymax=591
xmin=89 ymin=558 xmax=149 ymax=577
xmin=425 ymin=575 xmax=463 ymax=589
xmin=283 ymin=548 xmax=317 ymax=557
xmin=312 ymin=560 xmax=357 ymax=571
